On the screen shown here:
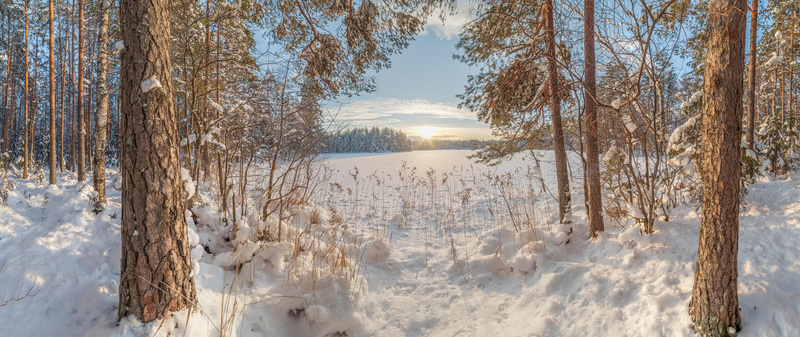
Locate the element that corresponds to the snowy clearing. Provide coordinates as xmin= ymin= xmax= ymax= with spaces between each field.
xmin=0 ymin=150 xmax=798 ymax=336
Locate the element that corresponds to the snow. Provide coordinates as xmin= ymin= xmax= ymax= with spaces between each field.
xmin=180 ymin=167 xmax=196 ymax=200
xmin=140 ymin=76 xmax=162 ymax=93
xmin=0 ymin=151 xmax=799 ymax=336
xmin=611 ymin=98 xmax=622 ymax=110
xmin=765 ymin=53 xmax=784 ymax=67
xmin=689 ymin=90 xmax=703 ymax=103
xmin=623 ymin=115 xmax=637 ymax=133
xmin=209 ymin=101 xmax=224 ymax=114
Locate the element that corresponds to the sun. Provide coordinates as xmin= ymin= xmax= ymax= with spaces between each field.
xmin=417 ymin=126 xmax=438 ymax=139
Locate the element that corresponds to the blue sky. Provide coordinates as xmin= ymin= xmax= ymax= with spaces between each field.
xmin=327 ymin=10 xmax=495 ymax=140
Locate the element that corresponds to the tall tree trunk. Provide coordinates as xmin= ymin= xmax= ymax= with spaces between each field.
xmin=49 ymin=0 xmax=56 ymax=185
xmin=583 ymin=0 xmax=603 ymax=237
xmin=31 ymin=35 xmax=39 ymax=165
xmin=23 ymin=0 xmax=29 ymax=179
xmin=77 ymin=0 xmax=86 ymax=181
xmin=790 ymin=22 xmax=795 ymax=121
xmin=3 ymin=13 xmax=11 ymax=154
xmin=747 ymin=0 xmax=757 ymax=150
xmin=688 ymin=0 xmax=746 ymax=335
xmin=544 ymin=0 xmax=572 ymax=225
xmin=60 ymin=14 xmax=67 ymax=172
xmin=93 ymin=0 xmax=111 ymax=204
xmin=118 ymin=0 xmax=196 ymax=323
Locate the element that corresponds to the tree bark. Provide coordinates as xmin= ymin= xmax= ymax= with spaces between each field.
xmin=49 ymin=0 xmax=56 ymax=185
xmin=583 ymin=0 xmax=603 ymax=237
xmin=23 ymin=0 xmax=30 ymax=179
xmin=747 ymin=0 xmax=757 ymax=150
xmin=689 ymin=0 xmax=746 ymax=335
xmin=60 ymin=12 xmax=67 ymax=172
xmin=77 ymin=0 xmax=86 ymax=182
xmin=118 ymin=0 xmax=196 ymax=323
xmin=93 ymin=0 xmax=111 ymax=204
xmin=544 ymin=0 xmax=572 ymax=225
xmin=789 ymin=22 xmax=795 ymax=121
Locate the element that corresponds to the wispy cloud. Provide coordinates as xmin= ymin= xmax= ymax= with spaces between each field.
xmin=423 ymin=0 xmax=474 ymax=40
xmin=325 ymin=98 xmax=493 ymax=139
xmin=327 ymin=98 xmax=476 ymax=121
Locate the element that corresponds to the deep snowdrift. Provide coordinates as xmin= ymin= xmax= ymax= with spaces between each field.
xmin=0 ymin=151 xmax=797 ymax=336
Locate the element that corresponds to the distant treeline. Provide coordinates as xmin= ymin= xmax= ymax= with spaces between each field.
xmin=324 ymin=127 xmax=414 ymax=153
xmin=323 ymin=127 xmax=492 ymax=153
xmin=413 ymin=138 xmax=493 ymax=151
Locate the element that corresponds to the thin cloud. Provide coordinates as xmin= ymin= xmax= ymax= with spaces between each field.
xmin=424 ymin=0 xmax=474 ymax=40
xmin=328 ymin=98 xmax=476 ymax=121
xmin=325 ymin=98 xmax=494 ymax=140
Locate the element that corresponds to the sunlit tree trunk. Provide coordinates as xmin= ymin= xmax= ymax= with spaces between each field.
xmin=49 ymin=0 xmax=56 ymax=185
xmin=23 ymin=0 xmax=30 ymax=179
xmin=747 ymin=0 xmax=757 ymax=150
xmin=93 ymin=0 xmax=111 ymax=204
xmin=118 ymin=0 xmax=196 ymax=323
xmin=583 ymin=0 xmax=603 ymax=237
xmin=77 ymin=0 xmax=86 ymax=182
xmin=689 ymin=0 xmax=746 ymax=335
xmin=60 ymin=9 xmax=67 ymax=172
xmin=544 ymin=0 xmax=571 ymax=225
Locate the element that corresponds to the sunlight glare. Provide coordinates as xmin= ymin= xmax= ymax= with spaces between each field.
xmin=417 ymin=126 xmax=438 ymax=139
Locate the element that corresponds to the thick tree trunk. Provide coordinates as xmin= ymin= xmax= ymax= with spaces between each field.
xmin=77 ymin=0 xmax=86 ymax=182
xmin=583 ymin=0 xmax=603 ymax=237
xmin=544 ymin=0 xmax=572 ymax=225
xmin=747 ymin=0 xmax=757 ymax=150
xmin=688 ymin=0 xmax=746 ymax=335
xmin=118 ymin=0 xmax=196 ymax=323
xmin=49 ymin=0 xmax=56 ymax=185
xmin=93 ymin=0 xmax=111 ymax=204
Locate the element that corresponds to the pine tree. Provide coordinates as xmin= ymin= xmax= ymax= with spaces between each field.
xmin=747 ymin=0 xmax=758 ymax=150
xmin=688 ymin=0 xmax=746 ymax=334
xmin=48 ymin=0 xmax=56 ymax=185
xmin=76 ymin=0 xmax=85 ymax=182
xmin=583 ymin=0 xmax=603 ymax=237
xmin=93 ymin=0 xmax=111 ymax=205
xmin=118 ymin=0 xmax=196 ymax=323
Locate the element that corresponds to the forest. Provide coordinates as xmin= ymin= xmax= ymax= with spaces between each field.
xmin=0 ymin=0 xmax=798 ymax=336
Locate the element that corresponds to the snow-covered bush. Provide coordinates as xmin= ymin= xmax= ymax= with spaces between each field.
xmin=758 ymin=113 xmax=799 ymax=175
xmin=668 ymin=112 xmax=761 ymax=203
xmin=600 ymin=143 xmax=632 ymax=224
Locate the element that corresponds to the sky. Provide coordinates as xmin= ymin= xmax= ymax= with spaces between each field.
xmin=326 ymin=8 xmax=494 ymax=140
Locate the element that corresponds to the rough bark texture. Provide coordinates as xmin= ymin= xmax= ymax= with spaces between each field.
xmin=49 ymin=0 xmax=56 ymax=185
xmin=747 ymin=0 xmax=757 ymax=150
xmin=583 ymin=0 xmax=603 ymax=237
xmin=689 ymin=0 xmax=745 ymax=335
xmin=77 ymin=0 xmax=86 ymax=182
xmin=23 ymin=0 xmax=29 ymax=179
xmin=545 ymin=0 xmax=572 ymax=225
xmin=93 ymin=0 xmax=111 ymax=204
xmin=118 ymin=0 xmax=196 ymax=323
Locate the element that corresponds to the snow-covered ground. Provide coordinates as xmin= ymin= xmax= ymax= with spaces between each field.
xmin=0 ymin=150 xmax=798 ymax=336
